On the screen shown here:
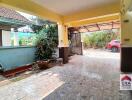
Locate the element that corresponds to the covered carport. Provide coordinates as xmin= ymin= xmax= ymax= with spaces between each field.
xmin=0 ymin=0 xmax=131 ymax=71
xmin=0 ymin=0 xmax=132 ymax=99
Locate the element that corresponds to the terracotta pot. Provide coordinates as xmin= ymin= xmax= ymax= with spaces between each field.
xmin=36 ymin=60 xmax=49 ymax=69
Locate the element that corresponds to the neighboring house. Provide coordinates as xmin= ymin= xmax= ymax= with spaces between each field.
xmin=0 ymin=7 xmax=31 ymax=46
xmin=0 ymin=7 xmax=35 ymax=72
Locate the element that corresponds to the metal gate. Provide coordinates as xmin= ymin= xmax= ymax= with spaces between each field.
xmin=69 ymin=32 xmax=83 ymax=55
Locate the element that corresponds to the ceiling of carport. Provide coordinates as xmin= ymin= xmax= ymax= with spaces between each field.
xmin=31 ymin=0 xmax=120 ymax=15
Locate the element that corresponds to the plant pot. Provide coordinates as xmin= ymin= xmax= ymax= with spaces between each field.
xmin=36 ymin=60 xmax=49 ymax=69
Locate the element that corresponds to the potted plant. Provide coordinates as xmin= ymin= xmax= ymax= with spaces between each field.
xmin=34 ymin=24 xmax=58 ymax=69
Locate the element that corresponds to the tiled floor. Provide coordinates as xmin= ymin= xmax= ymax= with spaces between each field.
xmin=0 ymin=50 xmax=131 ymax=100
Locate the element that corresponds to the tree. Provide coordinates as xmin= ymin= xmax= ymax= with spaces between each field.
xmin=34 ymin=24 xmax=58 ymax=60
xmin=82 ymin=30 xmax=120 ymax=48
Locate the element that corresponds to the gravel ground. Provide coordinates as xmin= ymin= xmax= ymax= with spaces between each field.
xmin=0 ymin=49 xmax=131 ymax=100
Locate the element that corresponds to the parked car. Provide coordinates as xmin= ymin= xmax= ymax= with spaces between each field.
xmin=106 ymin=40 xmax=120 ymax=52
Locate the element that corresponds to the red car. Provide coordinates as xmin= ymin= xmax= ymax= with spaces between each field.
xmin=106 ymin=40 xmax=120 ymax=52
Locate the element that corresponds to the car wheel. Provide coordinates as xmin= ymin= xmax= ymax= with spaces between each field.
xmin=111 ymin=47 xmax=118 ymax=52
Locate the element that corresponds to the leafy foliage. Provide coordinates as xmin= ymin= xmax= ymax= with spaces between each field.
xmin=83 ymin=30 xmax=120 ymax=48
xmin=34 ymin=24 xmax=58 ymax=60
xmin=30 ymin=17 xmax=55 ymax=33
xmin=30 ymin=25 xmax=43 ymax=33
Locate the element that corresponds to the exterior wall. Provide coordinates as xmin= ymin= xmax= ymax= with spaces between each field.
xmin=2 ymin=30 xmax=11 ymax=46
xmin=0 ymin=46 xmax=35 ymax=71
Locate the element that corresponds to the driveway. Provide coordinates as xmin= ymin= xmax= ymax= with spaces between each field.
xmin=83 ymin=49 xmax=120 ymax=59
xmin=0 ymin=50 xmax=131 ymax=100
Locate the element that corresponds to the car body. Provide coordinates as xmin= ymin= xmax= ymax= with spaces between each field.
xmin=106 ymin=40 xmax=120 ymax=52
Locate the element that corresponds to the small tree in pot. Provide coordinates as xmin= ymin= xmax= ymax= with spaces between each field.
xmin=34 ymin=25 xmax=58 ymax=69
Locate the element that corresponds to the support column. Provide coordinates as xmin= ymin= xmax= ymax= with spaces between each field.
xmin=11 ymin=28 xmax=19 ymax=46
xmin=13 ymin=32 xmax=19 ymax=46
xmin=121 ymin=0 xmax=132 ymax=72
xmin=58 ymin=24 xmax=69 ymax=64
xmin=2 ymin=30 xmax=11 ymax=46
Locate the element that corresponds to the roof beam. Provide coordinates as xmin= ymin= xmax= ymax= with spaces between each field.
xmin=96 ymin=24 xmax=100 ymax=31
xmin=0 ymin=0 xmax=63 ymax=23
xmin=64 ymin=2 xmax=120 ymax=24
xmin=67 ymin=13 xmax=120 ymax=27
xmin=83 ymin=26 xmax=90 ymax=32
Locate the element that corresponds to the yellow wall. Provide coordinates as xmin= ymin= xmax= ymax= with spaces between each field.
xmin=121 ymin=0 xmax=132 ymax=46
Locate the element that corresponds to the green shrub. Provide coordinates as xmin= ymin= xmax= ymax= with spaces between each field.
xmin=34 ymin=24 xmax=58 ymax=60
xmin=83 ymin=30 xmax=120 ymax=48
xmin=83 ymin=35 xmax=91 ymax=48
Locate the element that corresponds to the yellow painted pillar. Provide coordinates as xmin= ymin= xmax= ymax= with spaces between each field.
xmin=58 ymin=24 xmax=69 ymax=47
xmin=58 ymin=24 xmax=69 ymax=63
xmin=121 ymin=0 xmax=132 ymax=72
xmin=121 ymin=0 xmax=132 ymax=46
